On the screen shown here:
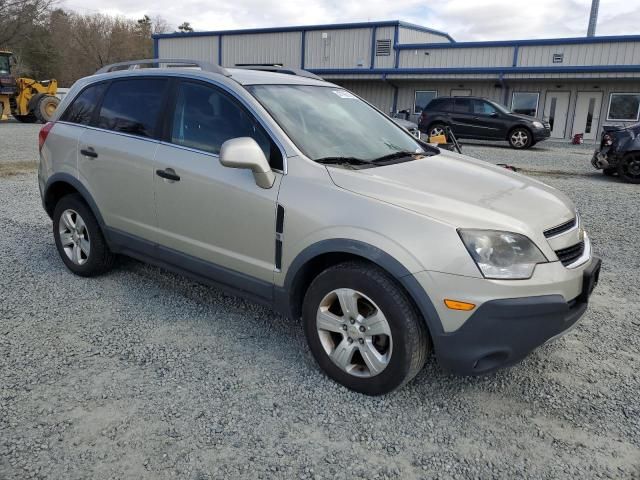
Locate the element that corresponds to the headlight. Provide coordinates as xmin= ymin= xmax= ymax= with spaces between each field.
xmin=458 ymin=229 xmax=547 ymax=279
xmin=532 ymin=121 xmax=544 ymax=129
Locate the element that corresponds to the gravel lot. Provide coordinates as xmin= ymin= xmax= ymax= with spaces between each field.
xmin=1 ymin=123 xmax=639 ymax=479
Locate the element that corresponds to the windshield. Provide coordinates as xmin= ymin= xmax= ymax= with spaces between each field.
xmin=487 ymin=100 xmax=511 ymax=114
xmin=0 ymin=55 xmax=10 ymax=74
xmin=247 ymin=85 xmax=429 ymax=162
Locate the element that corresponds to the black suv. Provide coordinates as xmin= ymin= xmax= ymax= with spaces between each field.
xmin=418 ymin=96 xmax=550 ymax=149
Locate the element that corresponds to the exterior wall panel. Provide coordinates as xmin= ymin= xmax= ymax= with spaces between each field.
xmin=399 ymin=47 xmax=513 ymax=68
xmin=158 ymin=36 xmax=219 ymax=64
xmin=222 ymin=32 xmax=301 ymax=67
xmin=374 ymin=26 xmax=396 ymax=69
xmin=398 ymin=27 xmax=451 ymax=44
xmin=305 ymin=28 xmax=372 ymax=69
xmin=519 ymin=42 xmax=640 ymax=67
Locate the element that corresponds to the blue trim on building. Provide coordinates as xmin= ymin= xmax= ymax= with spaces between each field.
xmin=153 ymin=37 xmax=159 ymax=59
xmin=370 ymin=26 xmax=377 ymax=69
xmin=152 ymin=20 xmax=453 ymax=41
xmin=512 ymin=45 xmax=519 ymax=67
xmin=218 ymin=35 xmax=223 ymax=65
xmin=396 ymin=34 xmax=640 ymax=50
xmin=308 ymin=65 xmax=640 ymax=75
xmin=301 ymin=30 xmax=306 ymax=68
xmin=393 ymin=25 xmax=400 ymax=69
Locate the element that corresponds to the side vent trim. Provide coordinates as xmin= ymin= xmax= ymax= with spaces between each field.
xmin=275 ymin=204 xmax=285 ymax=270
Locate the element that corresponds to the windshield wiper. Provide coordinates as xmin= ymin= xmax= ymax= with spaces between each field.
xmin=371 ymin=151 xmax=424 ymax=163
xmin=315 ymin=156 xmax=373 ymax=166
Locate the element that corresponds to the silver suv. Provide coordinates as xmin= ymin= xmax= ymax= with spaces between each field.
xmin=38 ymin=59 xmax=601 ymax=395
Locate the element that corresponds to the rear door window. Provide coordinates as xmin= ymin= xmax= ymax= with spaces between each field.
xmin=60 ymin=83 xmax=107 ymax=125
xmin=97 ymin=78 xmax=167 ymax=138
xmin=170 ymin=80 xmax=282 ymax=169
xmin=453 ymin=98 xmax=472 ymax=113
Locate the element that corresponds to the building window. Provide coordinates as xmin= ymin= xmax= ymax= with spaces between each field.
xmin=607 ymin=93 xmax=640 ymax=121
xmin=414 ymin=90 xmax=437 ymax=114
xmin=375 ymin=39 xmax=392 ymax=56
xmin=511 ymin=92 xmax=539 ymax=117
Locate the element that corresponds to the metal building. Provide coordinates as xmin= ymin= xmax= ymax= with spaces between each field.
xmin=154 ymin=20 xmax=640 ymax=141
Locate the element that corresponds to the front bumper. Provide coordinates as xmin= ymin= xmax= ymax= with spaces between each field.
xmin=532 ymin=127 xmax=551 ymax=141
xmin=422 ymin=257 xmax=602 ymax=375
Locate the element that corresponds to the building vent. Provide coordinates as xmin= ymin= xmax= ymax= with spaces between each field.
xmin=375 ymin=39 xmax=392 ymax=56
xmin=553 ymin=53 xmax=564 ymax=63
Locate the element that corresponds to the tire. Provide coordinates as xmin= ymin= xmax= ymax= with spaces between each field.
xmin=13 ymin=114 xmax=38 ymax=123
xmin=34 ymin=95 xmax=60 ymax=123
xmin=603 ymin=167 xmax=616 ymax=177
xmin=616 ymin=152 xmax=640 ymax=184
xmin=302 ymin=261 xmax=430 ymax=395
xmin=53 ymin=194 xmax=115 ymax=276
xmin=508 ymin=127 xmax=532 ymax=149
xmin=428 ymin=123 xmax=447 ymax=139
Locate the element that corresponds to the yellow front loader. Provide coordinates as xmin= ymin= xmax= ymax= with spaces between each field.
xmin=0 ymin=51 xmax=60 ymax=123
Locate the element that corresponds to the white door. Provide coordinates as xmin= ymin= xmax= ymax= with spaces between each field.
xmin=543 ymin=91 xmax=570 ymax=139
xmin=573 ymin=91 xmax=603 ymax=140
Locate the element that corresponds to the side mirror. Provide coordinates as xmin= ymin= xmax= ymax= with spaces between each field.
xmin=9 ymin=55 xmax=17 ymax=67
xmin=219 ymin=137 xmax=275 ymax=189
xmin=489 ymin=112 xmax=498 ymax=117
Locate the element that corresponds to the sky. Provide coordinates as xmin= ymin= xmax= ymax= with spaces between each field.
xmin=59 ymin=0 xmax=640 ymax=41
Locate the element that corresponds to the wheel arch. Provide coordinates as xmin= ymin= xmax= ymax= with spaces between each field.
xmin=44 ymin=174 xmax=107 ymax=231
xmin=275 ymin=239 xmax=443 ymax=336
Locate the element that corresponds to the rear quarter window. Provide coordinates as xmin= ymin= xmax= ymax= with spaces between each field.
xmin=97 ymin=78 xmax=167 ymax=138
xmin=59 ymin=83 xmax=107 ymax=125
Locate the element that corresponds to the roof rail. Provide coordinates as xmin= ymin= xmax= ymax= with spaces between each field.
xmin=234 ymin=65 xmax=324 ymax=81
xmin=96 ymin=58 xmax=230 ymax=76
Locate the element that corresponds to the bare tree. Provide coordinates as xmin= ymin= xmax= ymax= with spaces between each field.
xmin=0 ymin=0 xmax=54 ymax=46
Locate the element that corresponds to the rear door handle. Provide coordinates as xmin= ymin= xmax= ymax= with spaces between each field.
xmin=156 ymin=168 xmax=180 ymax=182
xmin=80 ymin=147 xmax=98 ymax=158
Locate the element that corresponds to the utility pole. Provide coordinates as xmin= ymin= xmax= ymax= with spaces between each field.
xmin=587 ymin=0 xmax=600 ymax=37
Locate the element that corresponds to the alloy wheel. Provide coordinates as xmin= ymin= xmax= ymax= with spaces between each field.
xmin=316 ymin=288 xmax=392 ymax=378
xmin=510 ymin=130 xmax=529 ymax=148
xmin=58 ymin=209 xmax=91 ymax=265
xmin=430 ymin=126 xmax=445 ymax=137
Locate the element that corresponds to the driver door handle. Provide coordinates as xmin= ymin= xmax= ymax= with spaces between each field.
xmin=156 ymin=168 xmax=180 ymax=182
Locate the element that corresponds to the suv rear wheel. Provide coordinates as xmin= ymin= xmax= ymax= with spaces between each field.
xmin=617 ymin=152 xmax=640 ymax=184
xmin=53 ymin=194 xmax=115 ymax=276
xmin=508 ymin=127 xmax=532 ymax=149
xmin=302 ymin=261 xmax=430 ymax=395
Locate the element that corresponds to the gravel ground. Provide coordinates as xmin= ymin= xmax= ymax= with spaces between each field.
xmin=1 ymin=124 xmax=639 ymax=479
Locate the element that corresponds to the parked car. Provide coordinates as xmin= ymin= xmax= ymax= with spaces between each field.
xmin=390 ymin=116 xmax=421 ymax=138
xmin=591 ymin=123 xmax=640 ymax=183
xmin=38 ymin=60 xmax=600 ymax=395
xmin=419 ymin=96 xmax=551 ymax=149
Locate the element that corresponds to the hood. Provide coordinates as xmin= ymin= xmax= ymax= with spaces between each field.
xmin=326 ymin=150 xmax=575 ymax=235
xmin=508 ymin=112 xmax=541 ymax=124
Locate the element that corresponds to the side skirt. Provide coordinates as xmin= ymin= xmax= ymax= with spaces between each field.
xmin=106 ymin=228 xmax=275 ymax=309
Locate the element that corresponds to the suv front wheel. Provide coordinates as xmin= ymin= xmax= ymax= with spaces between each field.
xmin=53 ymin=194 xmax=115 ymax=276
xmin=302 ymin=261 xmax=430 ymax=395
xmin=508 ymin=127 xmax=532 ymax=149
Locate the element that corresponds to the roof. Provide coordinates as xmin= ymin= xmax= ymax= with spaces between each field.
xmin=152 ymin=20 xmax=454 ymax=42
xmin=86 ymin=66 xmax=334 ymax=88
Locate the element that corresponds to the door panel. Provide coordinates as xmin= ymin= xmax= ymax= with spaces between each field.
xmin=78 ymin=129 xmax=159 ymax=240
xmin=153 ymin=144 xmax=281 ymax=282
xmin=543 ymin=91 xmax=570 ymax=139
xmin=573 ymin=91 xmax=603 ymax=140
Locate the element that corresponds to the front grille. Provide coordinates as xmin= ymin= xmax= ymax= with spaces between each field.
xmin=555 ymin=241 xmax=584 ymax=266
xmin=544 ymin=217 xmax=577 ymax=238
